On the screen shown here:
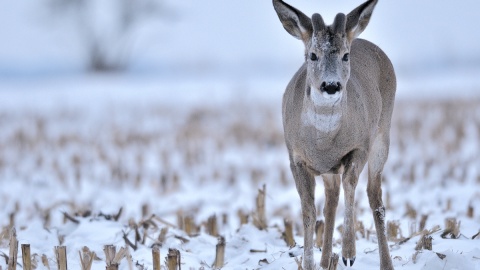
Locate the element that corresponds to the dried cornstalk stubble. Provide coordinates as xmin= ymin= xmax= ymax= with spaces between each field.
xmin=315 ymin=220 xmax=325 ymax=248
xmin=79 ymin=246 xmax=95 ymax=270
xmin=122 ymin=224 xmax=138 ymax=250
xmin=336 ymin=225 xmax=344 ymax=238
xmin=176 ymin=210 xmax=184 ymax=231
xmin=419 ymin=214 xmax=428 ymax=231
xmin=237 ymin=209 xmax=249 ymax=226
xmin=41 ymin=254 xmax=50 ymax=269
xmin=294 ymin=256 xmax=302 ymax=269
xmin=152 ymin=216 xmax=176 ymax=228
xmin=423 ymin=235 xmax=433 ymax=250
xmin=213 ymin=236 xmax=225 ymax=268
xmin=152 ymin=247 xmax=161 ymax=270
xmin=427 ymin=225 xmax=441 ymax=235
xmin=404 ymin=203 xmax=417 ymax=219
xmin=42 ymin=210 xmax=51 ymax=228
xmin=125 ymin=249 xmax=134 ymax=270
xmin=9 ymin=213 xmax=15 ymax=229
xmin=21 ymin=244 xmax=32 ymax=270
xmin=467 ymin=204 xmax=474 ymax=218
xmin=184 ymin=215 xmax=198 ymax=237
xmin=283 ymin=219 xmax=295 ymax=247
xmin=8 ymin=228 xmax=18 ymax=270
xmin=387 ymin=221 xmax=401 ymax=241
xmin=142 ymin=204 xmax=150 ymax=218
xmin=104 ymin=245 xmax=127 ymax=270
xmin=55 ymin=246 xmax=67 ymax=270
xmin=414 ymin=234 xmax=432 ymax=251
xmin=441 ymin=218 xmax=461 ymax=239
xmin=222 ymin=213 xmax=228 ymax=226
xmin=207 ymin=215 xmax=218 ymax=237
xmin=157 ymin=227 xmax=169 ymax=246
xmin=355 ymin=220 xmax=365 ymax=239
xmin=165 ymin=248 xmax=180 ymax=270
xmin=252 ymin=185 xmax=267 ymax=230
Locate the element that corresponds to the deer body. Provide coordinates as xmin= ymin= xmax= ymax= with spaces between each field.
xmin=273 ymin=0 xmax=396 ymax=269
xmin=284 ymin=39 xmax=390 ymax=174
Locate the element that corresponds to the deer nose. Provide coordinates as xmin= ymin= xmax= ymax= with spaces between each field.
xmin=321 ymin=82 xmax=342 ymax=95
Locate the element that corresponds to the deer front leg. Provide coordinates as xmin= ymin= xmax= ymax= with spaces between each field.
xmin=290 ymin=161 xmax=316 ymax=270
xmin=341 ymin=151 xmax=367 ymax=267
xmin=367 ymin=172 xmax=394 ymax=270
xmin=320 ymin=174 xmax=340 ymax=269
xmin=367 ymin=136 xmax=394 ymax=270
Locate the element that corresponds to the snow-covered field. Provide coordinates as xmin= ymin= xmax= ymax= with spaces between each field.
xmin=0 ymin=77 xmax=479 ymax=270
xmin=1 ymin=1 xmax=480 ymax=269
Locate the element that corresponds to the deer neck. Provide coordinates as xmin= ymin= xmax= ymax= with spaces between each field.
xmin=301 ymin=86 xmax=345 ymax=134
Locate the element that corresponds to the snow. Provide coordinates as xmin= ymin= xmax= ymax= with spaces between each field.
xmin=0 ymin=77 xmax=479 ymax=270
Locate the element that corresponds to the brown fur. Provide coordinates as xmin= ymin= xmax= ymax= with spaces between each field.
xmin=273 ymin=0 xmax=396 ymax=269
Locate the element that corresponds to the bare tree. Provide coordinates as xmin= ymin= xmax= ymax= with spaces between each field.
xmin=47 ymin=0 xmax=166 ymax=72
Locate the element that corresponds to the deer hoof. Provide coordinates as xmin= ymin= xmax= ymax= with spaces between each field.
xmin=342 ymin=256 xmax=356 ymax=267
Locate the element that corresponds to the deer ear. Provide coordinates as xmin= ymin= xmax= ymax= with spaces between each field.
xmin=346 ymin=0 xmax=378 ymax=41
xmin=273 ymin=0 xmax=312 ymax=43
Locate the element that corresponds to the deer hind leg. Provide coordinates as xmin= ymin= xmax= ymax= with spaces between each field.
xmin=341 ymin=150 xmax=367 ymax=267
xmin=290 ymin=160 xmax=316 ymax=270
xmin=367 ymin=135 xmax=394 ymax=270
xmin=320 ymin=174 xmax=341 ymax=269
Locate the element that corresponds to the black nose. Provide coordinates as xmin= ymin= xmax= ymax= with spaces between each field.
xmin=321 ymin=82 xmax=341 ymax=95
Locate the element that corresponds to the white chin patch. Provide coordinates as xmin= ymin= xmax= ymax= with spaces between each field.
xmin=310 ymin=86 xmax=342 ymax=106
xmin=322 ymin=90 xmax=341 ymax=100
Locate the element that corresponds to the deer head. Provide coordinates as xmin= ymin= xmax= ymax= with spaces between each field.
xmin=273 ymin=0 xmax=378 ymax=102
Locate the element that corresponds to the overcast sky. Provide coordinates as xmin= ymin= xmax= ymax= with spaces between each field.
xmin=1 ymin=0 xmax=479 ymax=79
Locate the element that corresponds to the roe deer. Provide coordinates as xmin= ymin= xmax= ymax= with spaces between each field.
xmin=272 ymin=0 xmax=396 ymax=269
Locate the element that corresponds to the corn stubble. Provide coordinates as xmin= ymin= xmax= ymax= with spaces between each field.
xmin=1 ymin=100 xmax=479 ymax=268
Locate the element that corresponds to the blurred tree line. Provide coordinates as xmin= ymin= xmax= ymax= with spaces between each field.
xmin=47 ymin=0 xmax=166 ymax=72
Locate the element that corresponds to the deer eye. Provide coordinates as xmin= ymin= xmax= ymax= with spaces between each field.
xmin=342 ymin=53 xmax=349 ymax=62
xmin=310 ymin=53 xmax=318 ymax=61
